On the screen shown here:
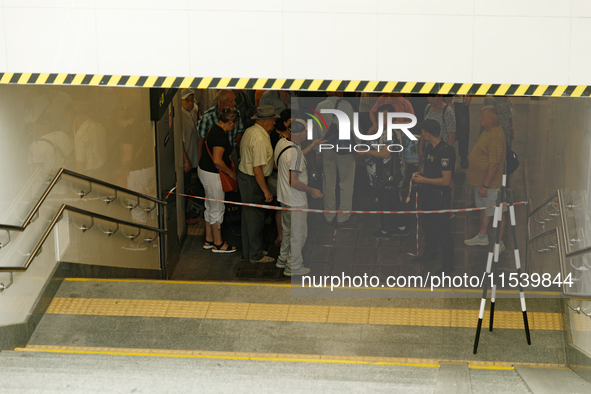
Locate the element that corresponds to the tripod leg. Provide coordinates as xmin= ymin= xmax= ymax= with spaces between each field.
xmin=508 ymin=189 xmax=531 ymax=345
xmin=489 ymin=187 xmax=505 ymax=332
xmin=474 ymin=266 xmax=490 ymax=354
xmin=474 ymin=206 xmax=499 ymax=354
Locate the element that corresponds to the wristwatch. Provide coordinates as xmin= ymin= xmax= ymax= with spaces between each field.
xmin=481 ymin=184 xmax=489 ymax=189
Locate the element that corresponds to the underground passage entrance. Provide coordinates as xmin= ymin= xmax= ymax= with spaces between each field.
xmin=171 ymin=91 xmax=588 ymax=298
xmin=1 ymin=83 xmax=590 ymax=388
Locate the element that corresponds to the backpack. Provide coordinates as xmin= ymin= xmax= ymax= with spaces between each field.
xmin=506 ymin=143 xmax=519 ymax=176
xmin=376 ymin=131 xmax=404 ymax=188
xmin=323 ymin=99 xmax=353 ymax=155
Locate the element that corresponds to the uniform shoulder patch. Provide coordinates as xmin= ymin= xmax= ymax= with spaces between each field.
xmin=441 ymin=158 xmax=449 ymax=168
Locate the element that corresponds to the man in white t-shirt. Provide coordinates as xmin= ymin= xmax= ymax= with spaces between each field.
xmin=274 ymin=120 xmax=323 ymax=276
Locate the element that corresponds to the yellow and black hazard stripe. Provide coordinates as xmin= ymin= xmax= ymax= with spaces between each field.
xmin=1 ymin=72 xmax=590 ymax=97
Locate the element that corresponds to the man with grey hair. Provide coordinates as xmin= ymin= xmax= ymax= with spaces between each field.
xmin=464 ymin=106 xmax=507 ymax=253
xmin=180 ymin=88 xmax=201 ymax=225
xmin=238 ymin=105 xmax=278 ymax=264
xmin=181 ymin=89 xmax=199 ymax=174
xmin=197 ymin=89 xmax=245 ymax=158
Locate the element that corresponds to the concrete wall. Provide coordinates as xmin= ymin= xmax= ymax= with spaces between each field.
xmin=0 ymin=85 xmax=158 ymax=326
xmin=523 ymin=97 xmax=591 ymax=360
xmin=0 ymin=1 xmax=590 ymax=85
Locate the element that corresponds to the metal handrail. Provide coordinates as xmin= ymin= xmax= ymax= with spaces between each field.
xmin=557 ymin=189 xmax=571 ymax=256
xmin=528 ymin=191 xmax=558 ymax=218
xmin=0 ymin=203 xmax=165 ymax=274
xmin=568 ymin=302 xmax=591 ymax=318
xmin=567 ymin=246 xmax=591 ymax=260
xmin=0 ymin=168 xmax=166 ymax=232
xmin=527 ymin=189 xmax=591 ymax=297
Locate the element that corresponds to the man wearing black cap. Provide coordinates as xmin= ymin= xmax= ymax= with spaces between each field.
xmin=411 ymin=119 xmax=455 ymax=273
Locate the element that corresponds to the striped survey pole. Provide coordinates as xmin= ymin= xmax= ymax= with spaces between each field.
xmin=489 ymin=167 xmax=507 ymax=332
xmin=473 ymin=183 xmax=503 ymax=354
xmin=507 ymin=188 xmax=532 ymax=345
xmin=473 ymin=162 xmax=531 ymax=354
xmin=413 ymin=190 xmax=419 ymax=257
xmin=406 ymin=183 xmax=420 ymax=257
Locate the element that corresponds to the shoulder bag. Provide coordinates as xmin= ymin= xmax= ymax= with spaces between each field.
xmin=205 ymin=126 xmax=238 ymax=192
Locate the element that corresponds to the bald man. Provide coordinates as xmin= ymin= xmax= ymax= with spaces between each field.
xmin=197 ymin=90 xmax=245 ymax=159
xmin=464 ymin=106 xmax=507 ymax=253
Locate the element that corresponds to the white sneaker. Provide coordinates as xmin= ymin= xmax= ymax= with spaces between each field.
xmin=498 ymin=241 xmax=506 ymax=254
xmin=276 ymin=259 xmax=287 ymax=269
xmin=283 ymin=266 xmax=311 ymax=276
xmin=464 ymin=234 xmax=489 ymax=246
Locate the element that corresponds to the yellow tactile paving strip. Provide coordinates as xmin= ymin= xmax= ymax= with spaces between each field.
xmin=46 ymin=297 xmax=565 ymax=331
xmin=16 ymin=345 xmax=569 ymax=370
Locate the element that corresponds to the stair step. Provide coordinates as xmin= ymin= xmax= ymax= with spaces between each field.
xmin=0 ymin=349 xmax=536 ymax=393
xmin=14 ymin=345 xmax=568 ymax=370
xmin=23 ymin=279 xmax=568 ymax=366
xmin=516 ymin=365 xmax=591 ymax=394
xmin=434 ymin=363 xmax=472 ymax=394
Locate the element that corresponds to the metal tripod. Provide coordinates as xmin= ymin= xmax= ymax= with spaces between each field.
xmin=473 ymin=162 xmax=531 ymax=354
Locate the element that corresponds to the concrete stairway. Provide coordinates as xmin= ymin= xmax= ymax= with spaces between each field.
xmin=0 ymin=350 xmax=535 ymax=394
xmin=3 ymin=278 xmax=590 ymax=393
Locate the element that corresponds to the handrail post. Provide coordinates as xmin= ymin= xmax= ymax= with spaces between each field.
xmin=0 ymin=168 xmax=168 ymax=277
xmin=0 ymin=231 xmax=10 ymax=248
xmin=0 ymin=272 xmax=14 ymax=292
xmin=0 ymin=167 xmax=167 ymax=232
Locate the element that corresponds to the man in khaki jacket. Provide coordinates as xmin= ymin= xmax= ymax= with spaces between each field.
xmin=464 ymin=106 xmax=507 ymax=253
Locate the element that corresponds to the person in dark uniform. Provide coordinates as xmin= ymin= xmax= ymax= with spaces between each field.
xmin=411 ymin=119 xmax=455 ymax=273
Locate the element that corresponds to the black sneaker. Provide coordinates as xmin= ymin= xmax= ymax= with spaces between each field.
xmin=410 ymin=254 xmax=437 ymax=264
xmin=391 ymin=228 xmax=409 ymax=237
xmin=431 ymin=263 xmax=455 ymax=278
xmin=460 ymin=157 xmax=469 ymax=169
xmin=372 ymin=230 xmax=391 ymax=240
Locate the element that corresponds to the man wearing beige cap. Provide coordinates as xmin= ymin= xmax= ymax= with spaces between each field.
xmin=237 ymin=105 xmax=278 ymax=263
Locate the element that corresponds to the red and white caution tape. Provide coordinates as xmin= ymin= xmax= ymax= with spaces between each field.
xmin=166 ymin=187 xmax=527 ymax=215
xmin=405 ymin=180 xmax=413 ymax=203
xmin=408 ymin=190 xmax=420 ymax=257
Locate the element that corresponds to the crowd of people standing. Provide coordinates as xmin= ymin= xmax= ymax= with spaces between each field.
xmin=180 ymin=88 xmax=515 ymax=276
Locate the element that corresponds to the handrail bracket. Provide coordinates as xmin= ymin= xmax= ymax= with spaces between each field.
xmin=0 ymin=231 xmax=10 ymax=249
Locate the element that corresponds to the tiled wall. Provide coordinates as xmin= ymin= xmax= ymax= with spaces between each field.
xmin=0 ymin=1 xmax=591 ymax=84
xmin=525 ymin=98 xmax=591 ymax=206
xmin=0 ymin=84 xmax=157 ymax=326
xmin=523 ymin=97 xmax=591 ymax=360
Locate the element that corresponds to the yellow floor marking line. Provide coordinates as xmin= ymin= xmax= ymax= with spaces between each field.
xmin=61 ymin=278 xmax=562 ymax=296
xmin=16 ymin=345 xmax=568 ymax=370
xmin=46 ymin=297 xmax=565 ymax=330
